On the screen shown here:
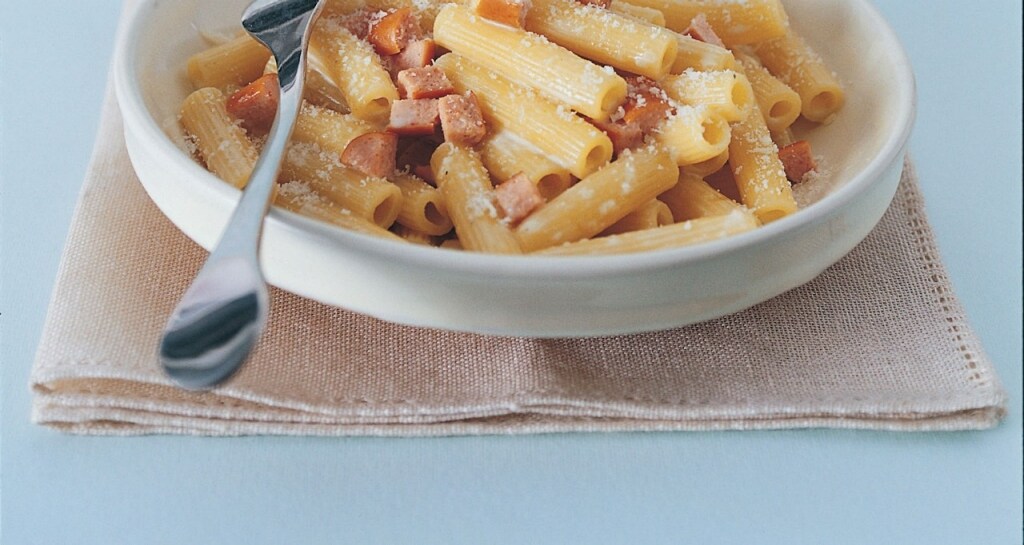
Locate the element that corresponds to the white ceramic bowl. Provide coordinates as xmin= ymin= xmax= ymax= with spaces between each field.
xmin=114 ymin=0 xmax=915 ymax=337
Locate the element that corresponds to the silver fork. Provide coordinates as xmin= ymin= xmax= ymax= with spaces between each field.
xmin=158 ymin=0 xmax=323 ymax=390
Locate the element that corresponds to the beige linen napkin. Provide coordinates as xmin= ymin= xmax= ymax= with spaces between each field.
xmin=31 ymin=85 xmax=1007 ymax=435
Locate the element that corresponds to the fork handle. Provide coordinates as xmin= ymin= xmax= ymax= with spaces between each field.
xmin=208 ymin=64 xmax=306 ymax=265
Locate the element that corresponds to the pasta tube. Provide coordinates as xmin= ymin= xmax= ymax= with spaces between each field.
xmin=524 ymin=0 xmax=678 ymax=80
xmin=430 ymin=143 xmax=523 ymax=254
xmin=754 ymin=30 xmax=846 ymax=123
xmin=661 ymin=69 xmax=754 ymax=123
xmin=771 ymin=127 xmax=795 ymax=149
xmin=304 ymin=53 xmax=352 ymax=114
xmin=275 ymin=181 xmax=404 ymax=241
xmin=434 ymin=53 xmax=613 ymax=178
xmin=609 ymin=2 xmax=666 ymax=26
xmin=606 ymin=1 xmax=663 ymax=25
xmin=309 ymin=19 xmax=399 ymax=121
xmin=654 ymin=105 xmax=731 ymax=166
xmin=282 ymin=143 xmax=403 ymax=227
xmin=479 ymin=130 xmax=573 ymax=200
xmin=187 ymin=35 xmax=271 ymax=90
xmin=390 ymin=172 xmax=454 ymax=236
xmin=727 ymin=100 xmax=797 ymax=223
xmin=672 ymin=33 xmax=736 ymax=73
xmin=600 ymin=199 xmax=674 ymax=236
xmin=681 ymin=148 xmax=730 ymax=178
xmin=619 ymin=0 xmax=789 ymax=45
xmin=515 ymin=147 xmax=678 ymax=252
xmin=658 ymin=172 xmax=747 ymax=221
xmin=433 ymin=4 xmax=627 ymax=121
xmin=538 ymin=210 xmax=759 ymax=255
xmin=264 ymin=54 xmax=351 ymax=114
xmin=180 ymin=88 xmax=258 ymax=189
xmin=735 ymin=50 xmax=801 ymax=133
xmin=292 ymin=103 xmax=381 ymax=157
xmin=321 ymin=0 xmax=366 ymax=18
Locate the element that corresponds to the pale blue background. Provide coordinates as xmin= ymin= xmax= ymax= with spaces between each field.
xmin=1 ymin=1 xmax=1020 ymax=544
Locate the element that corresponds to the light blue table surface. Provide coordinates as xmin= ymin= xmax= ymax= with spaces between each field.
xmin=1 ymin=2 xmax=1020 ymax=544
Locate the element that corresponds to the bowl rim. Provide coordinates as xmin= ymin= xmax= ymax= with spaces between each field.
xmin=113 ymin=0 xmax=916 ymax=280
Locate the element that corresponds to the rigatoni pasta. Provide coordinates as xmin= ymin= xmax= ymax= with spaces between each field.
xmin=754 ymin=30 xmax=846 ymax=123
xmin=601 ymin=199 xmax=674 ymax=236
xmin=658 ymin=172 xmax=748 ymax=221
xmin=672 ymin=33 xmax=736 ymax=73
xmin=609 ymin=2 xmax=666 ymax=26
xmin=180 ymin=87 xmax=258 ymax=188
xmin=515 ymin=147 xmax=678 ymax=252
xmin=309 ymin=18 xmax=398 ymax=121
xmin=479 ymin=130 xmax=573 ymax=200
xmin=187 ymin=34 xmax=271 ymax=90
xmin=179 ymin=0 xmax=844 ymax=256
xmin=281 ymin=143 xmax=403 ymax=227
xmin=735 ymin=50 xmax=802 ymax=133
xmin=390 ymin=171 xmax=454 ymax=236
xmin=654 ymin=105 xmax=731 ymax=166
xmin=292 ymin=103 xmax=380 ymax=156
xmin=276 ymin=181 xmax=404 ymax=241
xmin=433 ymin=52 xmax=613 ymax=178
xmin=434 ymin=3 xmax=628 ymax=121
xmin=264 ymin=54 xmax=351 ymax=113
xmin=538 ymin=210 xmax=760 ymax=256
xmin=620 ymin=0 xmax=789 ymax=45
xmin=681 ymin=148 xmax=730 ymax=178
xmin=661 ymin=69 xmax=754 ymax=122
xmin=524 ymin=0 xmax=679 ymax=80
xmin=431 ymin=143 xmax=522 ymax=254
xmin=727 ymin=98 xmax=798 ymax=223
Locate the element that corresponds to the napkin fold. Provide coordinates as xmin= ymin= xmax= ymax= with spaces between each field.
xmin=30 ymin=84 xmax=1007 ymax=435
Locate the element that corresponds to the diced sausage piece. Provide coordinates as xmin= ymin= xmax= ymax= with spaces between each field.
xmin=226 ymin=74 xmax=279 ymax=133
xmin=622 ymin=89 xmax=672 ymax=133
xmin=495 ymin=172 xmax=544 ymax=225
xmin=413 ymin=164 xmax=436 ymax=185
xmin=778 ymin=140 xmax=817 ymax=183
xmin=397 ymin=66 xmax=455 ymax=99
xmin=576 ymin=0 xmax=611 ymax=8
xmin=388 ymin=98 xmax=440 ymax=136
xmin=340 ymin=132 xmax=398 ymax=178
xmin=368 ymin=8 xmax=420 ymax=56
xmin=616 ymin=76 xmax=672 ymax=134
xmin=590 ymin=118 xmax=644 ymax=155
xmin=684 ymin=13 xmax=726 ymax=48
xmin=387 ymin=39 xmax=436 ymax=76
xmin=472 ymin=0 xmax=531 ymax=28
xmin=438 ymin=92 xmax=488 ymax=147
